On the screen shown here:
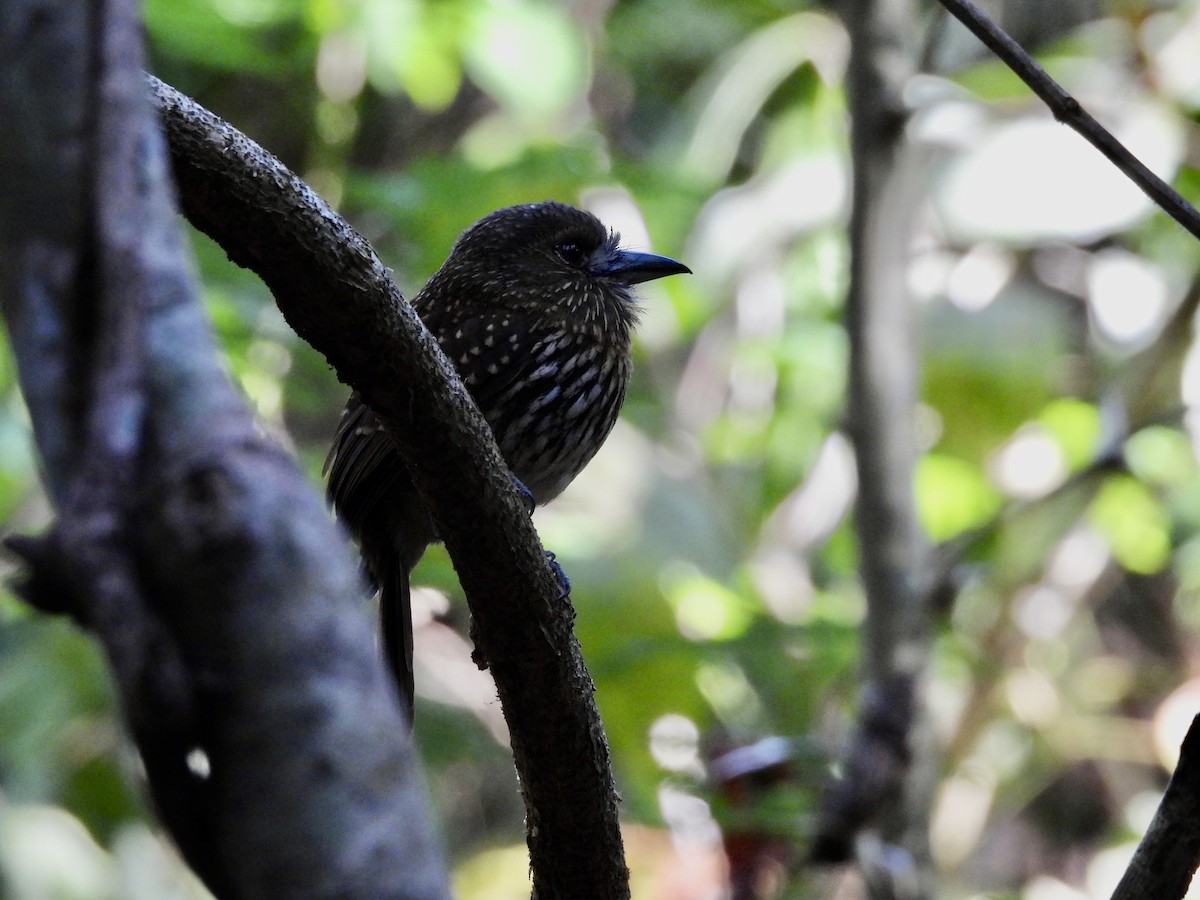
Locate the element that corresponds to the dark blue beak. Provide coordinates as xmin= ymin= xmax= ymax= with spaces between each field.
xmin=599 ymin=249 xmax=691 ymax=285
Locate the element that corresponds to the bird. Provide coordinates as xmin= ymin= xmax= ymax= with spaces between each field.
xmin=324 ymin=201 xmax=690 ymax=723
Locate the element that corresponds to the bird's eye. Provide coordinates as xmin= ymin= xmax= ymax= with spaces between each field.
xmin=555 ymin=243 xmax=588 ymax=268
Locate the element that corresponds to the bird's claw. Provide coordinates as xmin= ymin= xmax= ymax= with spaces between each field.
xmin=511 ymin=476 xmax=536 ymax=517
xmin=545 ymin=550 xmax=571 ymax=600
xmin=508 ymin=476 xmax=568 ymax=599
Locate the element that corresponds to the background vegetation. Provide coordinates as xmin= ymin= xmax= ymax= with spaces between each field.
xmin=5 ymin=0 xmax=1200 ymax=897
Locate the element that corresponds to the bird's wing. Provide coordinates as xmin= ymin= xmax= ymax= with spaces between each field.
xmin=324 ymin=392 xmax=405 ymax=527
xmin=427 ymin=309 xmax=547 ymax=422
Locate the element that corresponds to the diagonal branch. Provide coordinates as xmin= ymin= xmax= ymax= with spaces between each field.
xmin=148 ymin=76 xmax=630 ymax=899
xmin=1110 ymin=714 xmax=1200 ymax=900
xmin=934 ymin=0 xmax=1200 ymax=241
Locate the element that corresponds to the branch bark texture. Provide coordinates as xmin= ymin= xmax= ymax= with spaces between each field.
xmin=0 ymin=2 xmax=448 ymax=898
xmin=148 ymin=77 xmax=629 ymax=899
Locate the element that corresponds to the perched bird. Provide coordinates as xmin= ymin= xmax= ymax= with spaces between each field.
xmin=325 ymin=201 xmax=690 ymax=722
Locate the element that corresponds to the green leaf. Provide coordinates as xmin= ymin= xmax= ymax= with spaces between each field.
xmin=916 ymin=453 xmax=1002 ymax=541
xmin=1089 ymin=475 xmax=1170 ymax=574
xmin=464 ymin=3 xmax=588 ymax=120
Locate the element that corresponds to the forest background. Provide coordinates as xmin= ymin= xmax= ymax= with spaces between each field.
xmin=5 ymin=0 xmax=1200 ymax=897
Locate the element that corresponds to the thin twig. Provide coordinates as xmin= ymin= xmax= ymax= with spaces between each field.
xmin=935 ymin=0 xmax=1200 ymax=241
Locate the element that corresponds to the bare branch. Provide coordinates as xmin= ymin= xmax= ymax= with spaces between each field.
xmin=0 ymin=2 xmax=448 ymax=897
xmin=935 ymin=0 xmax=1200 ymax=241
xmin=1110 ymin=714 xmax=1200 ymax=900
xmin=813 ymin=0 xmax=936 ymax=895
xmin=148 ymin=76 xmax=631 ymax=898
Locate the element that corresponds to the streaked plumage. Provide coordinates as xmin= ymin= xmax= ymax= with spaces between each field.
xmin=325 ymin=201 xmax=689 ymax=722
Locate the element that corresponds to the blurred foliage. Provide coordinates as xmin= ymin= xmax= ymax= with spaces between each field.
xmin=8 ymin=0 xmax=1200 ymax=898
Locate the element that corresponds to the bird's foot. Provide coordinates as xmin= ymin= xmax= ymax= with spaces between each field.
xmin=511 ymin=475 xmax=536 ymax=517
xmin=507 ymin=477 xmax=569 ymax=599
xmin=545 ymin=550 xmax=571 ymax=600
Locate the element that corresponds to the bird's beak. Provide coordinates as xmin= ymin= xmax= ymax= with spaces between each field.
xmin=599 ymin=249 xmax=691 ymax=285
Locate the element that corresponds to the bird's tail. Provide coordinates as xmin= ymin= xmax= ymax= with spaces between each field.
xmin=377 ymin=549 xmax=415 ymax=726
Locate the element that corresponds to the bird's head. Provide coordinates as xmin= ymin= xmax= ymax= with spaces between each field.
xmin=424 ymin=201 xmax=690 ymax=331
